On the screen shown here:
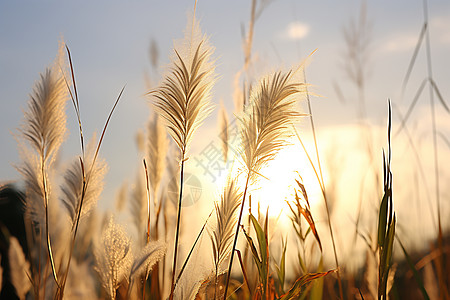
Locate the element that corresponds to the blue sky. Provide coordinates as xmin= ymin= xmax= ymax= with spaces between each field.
xmin=1 ymin=0 xmax=450 ymax=268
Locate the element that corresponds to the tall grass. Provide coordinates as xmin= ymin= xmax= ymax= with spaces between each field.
xmin=1 ymin=2 xmax=449 ymax=300
xmin=149 ymin=13 xmax=216 ymax=299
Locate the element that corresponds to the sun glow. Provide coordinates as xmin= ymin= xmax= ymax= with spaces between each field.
xmin=251 ymin=143 xmax=323 ymax=219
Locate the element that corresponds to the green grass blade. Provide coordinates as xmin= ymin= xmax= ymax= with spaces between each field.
xmin=397 ymin=237 xmax=430 ymax=300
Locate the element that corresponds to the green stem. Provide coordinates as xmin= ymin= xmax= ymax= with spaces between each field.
xmin=169 ymin=154 xmax=185 ymax=300
xmin=41 ymin=154 xmax=60 ymax=289
xmin=223 ymin=172 xmax=251 ymax=299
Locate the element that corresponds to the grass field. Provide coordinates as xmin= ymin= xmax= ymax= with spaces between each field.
xmin=0 ymin=1 xmax=449 ymax=299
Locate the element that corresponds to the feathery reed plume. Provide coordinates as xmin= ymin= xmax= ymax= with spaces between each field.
xmin=147 ymin=113 xmax=168 ymax=195
xmin=64 ymin=260 xmax=97 ymax=300
xmin=147 ymin=112 xmax=168 ymax=233
xmin=130 ymin=241 xmax=166 ymax=281
xmin=130 ymin=172 xmax=147 ymax=244
xmin=135 ymin=128 xmax=146 ymax=153
xmin=95 ymin=216 xmax=133 ymax=300
xmin=150 ymin=16 xmax=215 ymax=156
xmin=224 ymin=69 xmax=305 ymax=297
xmin=115 ymin=181 xmax=128 ymax=212
xmin=211 ymin=178 xmax=242 ymax=299
xmin=218 ymin=103 xmax=229 ymax=163
xmin=60 ymin=137 xmax=107 ymax=224
xmin=17 ymin=43 xmax=68 ymax=287
xmin=149 ymin=14 xmax=216 ymax=299
xmin=8 ymin=237 xmax=32 ymax=300
xmin=150 ymin=38 xmax=160 ymax=70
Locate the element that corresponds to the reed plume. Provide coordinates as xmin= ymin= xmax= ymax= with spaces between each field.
xmin=211 ymin=178 xmax=242 ymax=299
xmin=149 ymin=15 xmax=216 ymax=299
xmin=151 ymin=17 xmax=215 ymax=156
xmin=130 ymin=241 xmax=166 ymax=280
xmin=130 ymin=172 xmax=147 ymax=244
xmin=95 ymin=216 xmax=133 ymax=300
xmin=17 ymin=44 xmax=68 ymax=287
xmin=60 ymin=137 xmax=107 ymax=224
xmin=147 ymin=113 xmax=168 ymax=197
xmin=147 ymin=113 xmax=168 ymax=239
xmin=218 ymin=103 xmax=229 ymax=163
xmin=224 ymin=69 xmax=306 ymax=297
xmin=8 ymin=237 xmax=31 ymax=300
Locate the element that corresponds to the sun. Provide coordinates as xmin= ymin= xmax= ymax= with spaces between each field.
xmin=249 ymin=142 xmax=324 ymax=219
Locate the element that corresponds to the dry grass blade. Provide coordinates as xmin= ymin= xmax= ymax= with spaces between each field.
xmin=279 ymin=269 xmax=336 ymax=300
xmin=64 ymin=45 xmax=85 ymax=157
xmin=400 ymin=23 xmax=427 ymax=98
xmin=293 ymin=178 xmax=322 ymax=252
xmin=394 ymin=77 xmax=427 ymax=136
xmin=175 ymin=208 xmax=214 ymax=288
xmin=429 ymin=78 xmax=449 ymax=113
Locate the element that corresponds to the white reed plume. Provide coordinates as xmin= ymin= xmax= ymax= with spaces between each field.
xmin=151 ymin=15 xmax=216 ymax=156
xmin=210 ymin=178 xmax=242 ymax=299
xmin=8 ymin=237 xmax=32 ymax=300
xmin=218 ymin=103 xmax=229 ymax=163
xmin=17 ymin=43 xmax=69 ymax=287
xmin=60 ymin=136 xmax=107 ymax=224
xmin=95 ymin=216 xmax=133 ymax=300
xmin=147 ymin=113 xmax=168 ymax=197
xmin=224 ymin=68 xmax=306 ymax=297
xmin=150 ymin=14 xmax=216 ymax=299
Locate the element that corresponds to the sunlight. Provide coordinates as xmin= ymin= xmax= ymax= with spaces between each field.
xmin=249 ymin=141 xmax=324 ymax=219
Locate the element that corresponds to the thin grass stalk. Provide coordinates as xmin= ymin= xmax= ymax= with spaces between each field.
xmin=144 ymin=159 xmax=151 ymax=243
xmin=392 ymin=103 xmax=436 ymax=230
xmin=151 ymin=11 xmax=215 ymax=297
xmin=58 ymin=86 xmax=125 ymax=299
xmin=236 ymin=249 xmax=252 ymax=298
xmin=169 ymin=156 xmax=185 ymax=300
xmin=63 ymin=45 xmax=85 ymax=158
xmin=422 ymin=1 xmax=446 ymax=297
xmin=174 ymin=208 xmax=214 ymax=290
xmin=303 ymin=70 xmax=343 ymax=299
xmin=42 ymin=155 xmax=60 ymax=289
xmin=19 ymin=52 xmax=68 ymax=291
xmin=224 ymin=173 xmax=251 ymax=299
xmin=143 ymin=159 xmax=150 ymax=300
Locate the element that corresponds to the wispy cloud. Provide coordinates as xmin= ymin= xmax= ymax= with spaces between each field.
xmin=431 ymin=14 xmax=450 ymax=45
xmin=380 ymin=33 xmax=418 ymax=53
xmin=381 ymin=13 xmax=450 ymax=53
xmin=282 ymin=21 xmax=310 ymax=40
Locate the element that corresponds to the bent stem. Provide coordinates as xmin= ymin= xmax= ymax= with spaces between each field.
xmin=42 ymin=156 xmax=60 ymax=288
xmin=223 ymin=172 xmax=251 ymax=299
xmin=57 ymin=86 xmax=125 ymax=299
xmin=169 ymin=152 xmax=186 ymax=300
xmin=304 ymin=81 xmax=344 ymax=299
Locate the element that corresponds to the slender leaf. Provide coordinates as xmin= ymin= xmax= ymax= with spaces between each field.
xmin=279 ymin=270 xmax=336 ymax=300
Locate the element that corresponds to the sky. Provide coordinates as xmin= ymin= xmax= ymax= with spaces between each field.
xmin=1 ymin=0 xmax=450 ymax=270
